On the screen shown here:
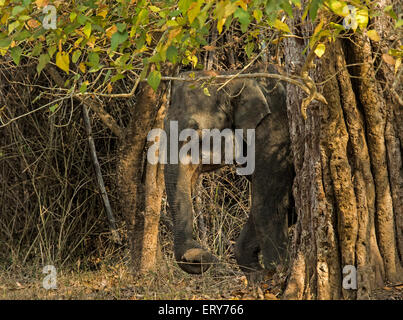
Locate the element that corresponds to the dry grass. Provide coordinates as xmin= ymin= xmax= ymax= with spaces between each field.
xmin=0 ymin=245 xmax=285 ymax=300
xmin=0 ymin=60 xmax=269 ymax=300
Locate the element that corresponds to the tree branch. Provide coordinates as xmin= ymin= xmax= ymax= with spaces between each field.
xmin=45 ymin=65 xmax=124 ymax=139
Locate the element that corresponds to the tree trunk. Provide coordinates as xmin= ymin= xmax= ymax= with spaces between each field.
xmin=116 ymin=78 xmax=169 ymax=274
xmin=139 ymin=95 xmax=166 ymax=273
xmin=283 ymin=6 xmax=402 ymax=300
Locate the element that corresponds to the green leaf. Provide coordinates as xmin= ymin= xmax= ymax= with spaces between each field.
xmin=116 ymin=23 xmax=127 ymax=33
xmin=280 ymin=1 xmax=293 ymax=18
xmin=245 ymin=42 xmax=254 ymax=58
xmin=384 ymin=5 xmax=397 ymax=20
xmin=273 ymin=19 xmax=291 ymax=33
xmin=253 ymin=9 xmax=263 ymax=22
xmin=234 ymin=8 xmax=250 ymax=33
xmin=178 ymin=0 xmax=192 ymax=13
xmin=14 ymin=30 xmax=30 ymax=41
xmin=72 ymin=50 xmax=81 ymax=63
xmin=147 ymin=70 xmax=161 ymax=91
xmin=31 ymin=42 xmax=42 ymax=56
xmin=11 ymin=6 xmax=25 ymax=17
xmin=0 ymin=37 xmax=11 ymax=48
xmin=8 ymin=21 xmax=20 ymax=34
xmin=111 ymin=31 xmax=128 ymax=51
xmin=49 ymin=103 xmax=58 ymax=113
xmin=309 ymin=0 xmax=324 ymax=21
xmin=10 ymin=46 xmax=22 ymax=65
xmin=166 ymin=45 xmax=178 ymax=64
xmin=111 ymin=73 xmax=125 ymax=82
xmin=48 ymin=45 xmax=57 ymax=58
xmin=88 ymin=52 xmax=99 ymax=67
xmin=37 ymin=53 xmax=50 ymax=74
xmin=80 ymin=81 xmax=88 ymax=93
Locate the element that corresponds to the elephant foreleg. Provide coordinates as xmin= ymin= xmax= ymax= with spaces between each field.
xmin=165 ymin=162 xmax=217 ymax=274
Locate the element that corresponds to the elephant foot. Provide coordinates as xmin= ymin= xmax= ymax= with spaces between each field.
xmin=177 ymin=248 xmax=217 ymax=274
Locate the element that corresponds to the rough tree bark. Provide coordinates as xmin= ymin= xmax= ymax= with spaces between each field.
xmin=116 ymin=77 xmax=169 ymax=274
xmin=283 ymin=5 xmax=402 ymax=300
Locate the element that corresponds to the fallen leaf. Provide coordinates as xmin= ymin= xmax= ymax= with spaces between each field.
xmin=382 ymin=53 xmax=395 ymax=65
xmin=264 ymin=292 xmax=278 ymax=300
xmin=203 ymin=45 xmax=216 ymax=51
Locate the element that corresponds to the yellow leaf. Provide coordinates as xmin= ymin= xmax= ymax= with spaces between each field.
xmin=367 ymin=29 xmax=380 ymax=41
xmin=188 ymin=2 xmax=201 ymax=24
xmin=327 ymin=0 xmax=348 ymax=17
xmin=107 ymin=83 xmax=113 ymax=94
xmin=356 ymin=9 xmax=368 ymax=30
xmin=97 ymin=8 xmax=108 ymax=19
xmin=395 ymin=58 xmax=401 ymax=74
xmin=146 ymin=33 xmax=152 ymax=45
xmin=1 ymin=12 xmax=9 ymax=24
xmin=74 ymin=37 xmax=83 ymax=48
xmin=79 ymin=62 xmax=86 ymax=73
xmin=86 ymin=35 xmax=96 ymax=48
xmin=313 ymin=20 xmax=324 ymax=37
xmin=236 ymin=0 xmax=248 ymax=11
xmin=106 ymin=25 xmax=117 ymax=38
xmin=56 ymin=51 xmax=70 ymax=74
xmin=273 ymin=19 xmax=291 ymax=33
xmin=148 ymin=5 xmax=160 ymax=12
xmin=217 ymin=18 xmax=226 ymax=34
xmin=314 ymin=43 xmax=326 ymax=57
xmin=83 ymin=23 xmax=91 ymax=39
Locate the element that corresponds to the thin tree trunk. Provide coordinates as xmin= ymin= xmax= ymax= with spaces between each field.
xmin=139 ymin=91 xmax=167 ymax=273
xmin=117 ymin=79 xmax=168 ymax=273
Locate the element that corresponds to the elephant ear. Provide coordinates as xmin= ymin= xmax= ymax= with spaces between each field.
xmin=232 ymin=79 xmax=271 ymax=131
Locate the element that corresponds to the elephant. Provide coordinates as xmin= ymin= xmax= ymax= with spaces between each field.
xmin=164 ymin=64 xmax=295 ymax=276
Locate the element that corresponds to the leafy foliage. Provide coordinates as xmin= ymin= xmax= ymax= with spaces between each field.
xmin=0 ymin=0 xmax=401 ymax=92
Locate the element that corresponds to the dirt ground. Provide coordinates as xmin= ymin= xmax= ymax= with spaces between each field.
xmin=1 ymin=257 xmax=401 ymax=300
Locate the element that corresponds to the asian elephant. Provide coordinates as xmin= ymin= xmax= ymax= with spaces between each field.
xmin=164 ymin=65 xmax=294 ymax=276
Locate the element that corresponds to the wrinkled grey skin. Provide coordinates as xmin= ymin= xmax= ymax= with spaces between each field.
xmin=164 ymin=65 xmax=294 ymax=275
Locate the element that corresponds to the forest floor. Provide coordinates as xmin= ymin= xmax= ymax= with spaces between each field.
xmin=1 ymin=255 xmax=402 ymax=300
xmin=0 ymin=257 xmax=283 ymax=300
